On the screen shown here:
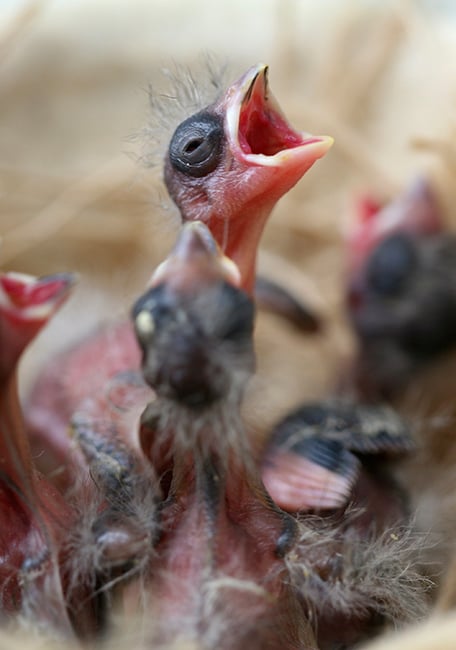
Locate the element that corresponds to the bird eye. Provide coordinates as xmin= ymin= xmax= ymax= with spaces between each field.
xmin=168 ymin=112 xmax=224 ymax=178
xmin=366 ymin=233 xmax=417 ymax=296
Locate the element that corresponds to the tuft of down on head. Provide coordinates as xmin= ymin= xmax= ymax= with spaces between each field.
xmin=141 ymin=56 xmax=231 ymax=171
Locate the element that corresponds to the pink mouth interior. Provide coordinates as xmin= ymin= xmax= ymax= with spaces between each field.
xmin=238 ymin=85 xmax=319 ymax=156
xmin=1 ymin=275 xmax=69 ymax=308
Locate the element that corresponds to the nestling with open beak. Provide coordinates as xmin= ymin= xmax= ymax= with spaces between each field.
xmin=164 ymin=63 xmax=333 ymax=293
xmin=0 ymin=272 xmax=80 ymax=633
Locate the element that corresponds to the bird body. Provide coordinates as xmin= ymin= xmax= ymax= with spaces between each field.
xmin=119 ymin=223 xmax=427 ymax=649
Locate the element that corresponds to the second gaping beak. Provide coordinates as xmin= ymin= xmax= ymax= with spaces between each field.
xmin=0 ymin=272 xmax=76 ymax=323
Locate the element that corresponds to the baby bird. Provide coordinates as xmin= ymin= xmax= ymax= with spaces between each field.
xmin=123 ymin=222 xmax=427 ymax=650
xmin=345 ymin=178 xmax=456 ymax=609
xmin=0 ymin=272 xmax=77 ymax=633
xmin=163 ymin=63 xmax=333 ymax=293
xmin=346 ymin=178 xmax=454 ymax=400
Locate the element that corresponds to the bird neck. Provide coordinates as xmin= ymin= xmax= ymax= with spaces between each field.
xmin=0 ymin=314 xmax=44 ymax=384
xmin=0 ymin=368 xmax=36 ymax=488
xmin=208 ymin=204 xmax=271 ymax=295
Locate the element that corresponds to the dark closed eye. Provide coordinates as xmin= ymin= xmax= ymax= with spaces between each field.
xmin=168 ymin=112 xmax=224 ymax=178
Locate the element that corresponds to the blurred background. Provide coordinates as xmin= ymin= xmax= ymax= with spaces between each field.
xmin=1 ymin=0 xmax=456 ymax=431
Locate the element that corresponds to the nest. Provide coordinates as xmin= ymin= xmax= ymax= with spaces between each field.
xmin=2 ymin=0 xmax=456 ymax=648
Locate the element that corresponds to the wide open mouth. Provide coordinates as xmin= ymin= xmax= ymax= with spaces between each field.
xmin=226 ymin=64 xmax=333 ymax=166
xmin=0 ymin=272 xmax=75 ymax=320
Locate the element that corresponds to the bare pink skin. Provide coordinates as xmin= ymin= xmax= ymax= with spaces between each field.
xmin=125 ymin=225 xmax=413 ymax=649
xmin=26 ymin=321 xmax=143 ymax=489
xmin=132 ymin=453 xmax=315 ymax=650
xmin=262 ymin=445 xmax=407 ymax=528
xmin=127 ymin=226 xmax=316 ymax=648
xmin=0 ymin=273 xmax=73 ymax=488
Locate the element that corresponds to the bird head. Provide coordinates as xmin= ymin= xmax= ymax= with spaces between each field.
xmin=346 ymin=177 xmax=444 ymax=275
xmin=132 ymin=222 xmax=255 ymax=409
xmin=164 ymin=64 xmax=333 ymax=293
xmin=345 ymin=181 xmax=456 ymax=397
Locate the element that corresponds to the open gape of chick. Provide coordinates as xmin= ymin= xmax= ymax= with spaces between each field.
xmin=24 ymin=63 xmax=332 ymax=490
xmin=121 ymin=222 xmax=427 ymax=650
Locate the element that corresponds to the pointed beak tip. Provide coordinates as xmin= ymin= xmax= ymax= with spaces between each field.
xmin=41 ymin=272 xmax=77 ymax=302
xmin=316 ymin=135 xmax=335 ymax=154
xmin=303 ymin=134 xmax=334 ymax=163
xmin=186 ymin=220 xmax=212 ymax=241
xmin=150 ymin=221 xmax=219 ymax=288
xmin=242 ymin=63 xmax=270 ymax=104
xmin=258 ymin=62 xmax=269 ymax=82
xmin=175 ymin=221 xmax=217 ymax=259
xmin=55 ymin=271 xmax=78 ymax=292
xmin=250 ymin=62 xmax=269 ymax=78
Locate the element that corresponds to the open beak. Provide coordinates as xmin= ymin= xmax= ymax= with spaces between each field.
xmin=218 ymin=64 xmax=333 ymax=293
xmin=226 ymin=64 xmax=333 ymax=171
xmin=0 ymin=272 xmax=76 ymax=323
xmin=150 ymin=222 xmax=241 ymax=290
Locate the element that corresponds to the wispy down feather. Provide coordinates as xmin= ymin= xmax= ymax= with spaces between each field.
xmin=141 ymin=55 xmax=231 ymax=170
